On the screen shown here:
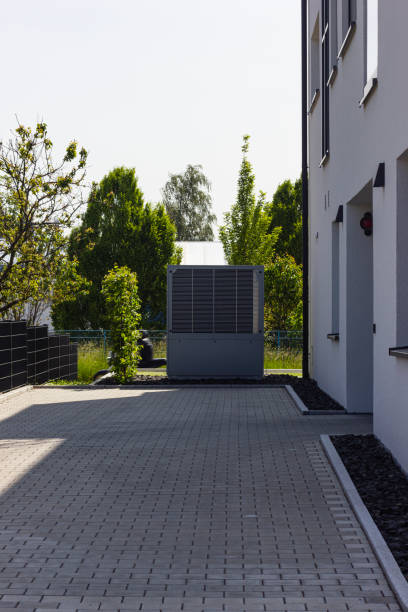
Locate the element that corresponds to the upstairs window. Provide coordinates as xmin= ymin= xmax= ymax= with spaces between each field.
xmin=321 ymin=0 xmax=330 ymax=163
xmin=331 ymin=221 xmax=340 ymax=334
xmin=366 ymin=0 xmax=378 ymax=81
xmin=309 ymin=14 xmax=320 ymax=112
xmin=338 ymin=0 xmax=356 ymax=58
xmin=360 ymin=0 xmax=378 ymax=105
xmin=328 ymin=0 xmax=338 ymax=83
xmin=342 ymin=0 xmax=356 ymax=39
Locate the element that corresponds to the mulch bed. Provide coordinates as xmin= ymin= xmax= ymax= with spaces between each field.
xmin=331 ymin=434 xmax=408 ymax=580
xmin=97 ymin=374 xmax=344 ymax=411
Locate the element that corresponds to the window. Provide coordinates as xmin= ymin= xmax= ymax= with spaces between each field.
xmin=366 ymin=0 xmax=378 ymax=81
xmin=331 ymin=222 xmax=340 ymax=334
xmin=321 ymin=0 xmax=330 ymax=163
xmin=309 ymin=15 xmax=320 ymax=112
xmin=396 ymin=152 xmax=408 ymax=345
xmin=328 ymin=0 xmax=338 ymax=84
xmin=338 ymin=0 xmax=356 ymax=58
xmin=360 ymin=0 xmax=378 ymax=105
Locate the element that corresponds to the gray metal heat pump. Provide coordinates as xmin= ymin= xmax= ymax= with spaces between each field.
xmin=167 ymin=265 xmax=264 ymax=379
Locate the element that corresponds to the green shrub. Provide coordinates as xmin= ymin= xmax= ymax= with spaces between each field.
xmin=101 ymin=265 xmax=141 ymax=383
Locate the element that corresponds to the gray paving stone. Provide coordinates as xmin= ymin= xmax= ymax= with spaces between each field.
xmin=0 ymin=387 xmax=400 ymax=611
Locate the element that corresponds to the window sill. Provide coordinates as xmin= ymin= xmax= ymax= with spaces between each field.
xmin=308 ymin=89 xmax=320 ymax=114
xmin=327 ymin=66 xmax=337 ymax=87
xmin=319 ymin=152 xmax=330 ymax=168
xmin=389 ymin=346 xmax=408 ymax=359
xmin=327 ymin=333 xmax=340 ymax=341
xmin=359 ymin=77 xmax=378 ymax=107
xmin=337 ymin=22 xmax=356 ymax=59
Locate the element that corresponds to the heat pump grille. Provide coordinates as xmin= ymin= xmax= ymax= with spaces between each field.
xmin=172 ymin=268 xmax=192 ymax=333
xmin=237 ymin=269 xmax=253 ymax=333
xmin=193 ymin=269 xmax=213 ymax=333
xmin=214 ymin=269 xmax=236 ymax=333
xmin=171 ymin=267 xmax=255 ymax=333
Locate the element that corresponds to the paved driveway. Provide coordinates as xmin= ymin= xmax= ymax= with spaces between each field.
xmin=0 ymin=387 xmax=399 ymax=611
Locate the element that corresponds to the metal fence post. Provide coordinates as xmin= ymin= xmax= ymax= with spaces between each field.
xmin=103 ymin=330 xmax=106 ymax=355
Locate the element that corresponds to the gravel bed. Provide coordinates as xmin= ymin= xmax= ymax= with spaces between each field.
xmin=331 ymin=434 xmax=408 ymax=580
xmin=97 ymin=373 xmax=344 ymax=411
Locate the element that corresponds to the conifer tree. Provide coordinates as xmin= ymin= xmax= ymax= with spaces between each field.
xmin=219 ymin=135 xmax=279 ymax=265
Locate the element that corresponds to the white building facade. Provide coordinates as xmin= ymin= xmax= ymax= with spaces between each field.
xmin=176 ymin=241 xmax=226 ymax=266
xmin=308 ymin=1 xmax=408 ymax=470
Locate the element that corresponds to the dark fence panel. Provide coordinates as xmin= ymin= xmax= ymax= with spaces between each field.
xmin=48 ymin=334 xmax=59 ymax=381
xmin=59 ymin=335 xmax=70 ymax=380
xmin=0 ymin=322 xmax=78 ymax=392
xmin=0 ymin=321 xmax=28 ymax=392
xmin=69 ymin=342 xmax=78 ymax=381
xmin=27 ymin=325 xmax=49 ymax=384
xmin=11 ymin=321 xmax=27 ymax=390
xmin=48 ymin=334 xmax=74 ymax=381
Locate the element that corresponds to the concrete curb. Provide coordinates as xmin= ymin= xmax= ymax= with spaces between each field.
xmin=0 ymin=385 xmax=33 ymax=403
xmin=38 ymin=383 xmax=288 ymax=390
xmin=286 ymin=385 xmax=346 ymax=415
xmin=35 ymin=384 xmax=98 ymax=390
xmin=265 ymin=369 xmax=302 ymax=374
xmin=321 ymin=434 xmax=408 ymax=612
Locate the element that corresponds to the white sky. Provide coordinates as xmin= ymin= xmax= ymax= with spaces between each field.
xmin=1 ymin=0 xmax=301 ymax=230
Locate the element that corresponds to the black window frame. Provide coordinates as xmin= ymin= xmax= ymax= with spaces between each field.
xmin=321 ymin=0 xmax=330 ymax=164
xmin=347 ymin=0 xmax=357 ymax=28
xmin=338 ymin=0 xmax=356 ymax=59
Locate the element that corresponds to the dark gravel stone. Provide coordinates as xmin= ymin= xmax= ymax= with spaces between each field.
xmin=97 ymin=373 xmax=344 ymax=411
xmin=332 ymin=434 xmax=408 ymax=580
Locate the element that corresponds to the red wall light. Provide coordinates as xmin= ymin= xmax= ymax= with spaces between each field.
xmin=360 ymin=212 xmax=373 ymax=236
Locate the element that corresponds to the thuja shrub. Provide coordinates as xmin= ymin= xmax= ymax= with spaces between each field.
xmin=101 ymin=265 xmax=141 ymax=383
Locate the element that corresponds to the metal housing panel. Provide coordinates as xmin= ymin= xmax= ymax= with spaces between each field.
xmin=167 ymin=265 xmax=264 ymax=379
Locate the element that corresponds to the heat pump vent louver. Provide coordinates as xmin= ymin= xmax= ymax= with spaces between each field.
xmin=193 ymin=269 xmax=213 ymax=333
xmin=214 ymin=269 xmax=236 ymax=333
xmin=237 ymin=269 xmax=254 ymax=333
xmin=171 ymin=268 xmax=192 ymax=333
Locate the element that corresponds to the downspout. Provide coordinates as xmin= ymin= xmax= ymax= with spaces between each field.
xmin=301 ymin=0 xmax=310 ymax=379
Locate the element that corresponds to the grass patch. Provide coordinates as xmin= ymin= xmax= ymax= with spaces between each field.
xmin=264 ymin=348 xmax=302 ymax=370
xmin=77 ymin=342 xmax=109 ymax=383
xmin=46 ymin=379 xmax=80 ymax=386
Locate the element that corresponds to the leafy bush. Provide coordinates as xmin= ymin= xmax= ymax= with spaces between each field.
xmin=101 ymin=265 xmax=141 ymax=383
xmin=264 ymin=255 xmax=302 ymax=330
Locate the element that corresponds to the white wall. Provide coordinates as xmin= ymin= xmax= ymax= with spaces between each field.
xmin=308 ymin=1 xmax=408 ymax=468
xmin=177 ymin=241 xmax=226 ymax=266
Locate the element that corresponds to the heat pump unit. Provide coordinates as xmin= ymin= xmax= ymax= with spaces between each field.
xmin=167 ymin=265 xmax=264 ymax=379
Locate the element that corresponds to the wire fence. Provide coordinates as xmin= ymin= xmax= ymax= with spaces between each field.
xmin=55 ymin=329 xmax=302 ymax=356
xmin=54 ymin=330 xmax=168 ymax=358
xmin=264 ymin=330 xmax=303 ymax=350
